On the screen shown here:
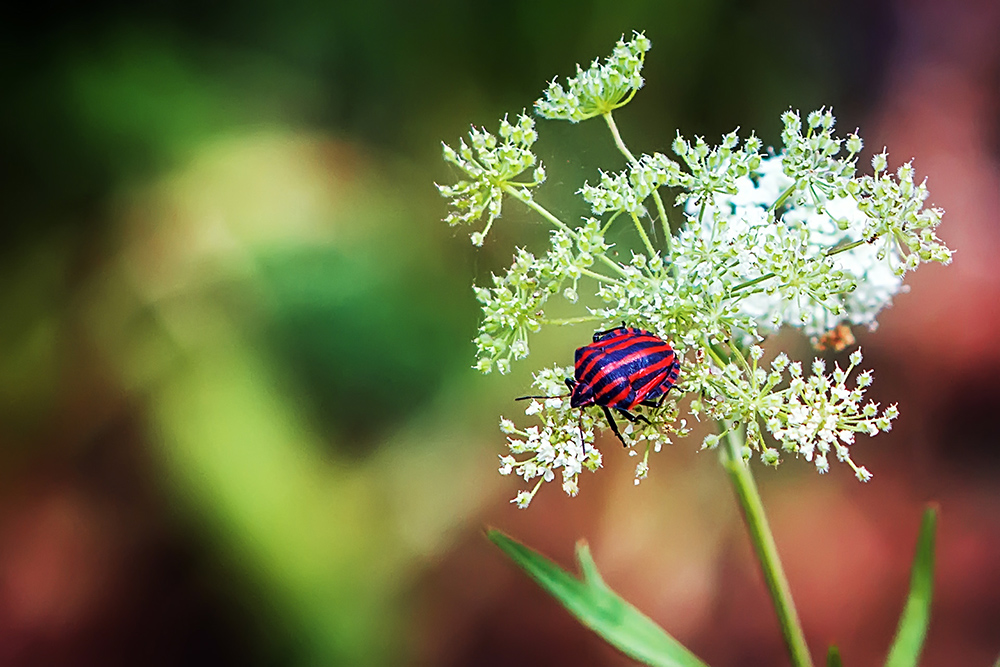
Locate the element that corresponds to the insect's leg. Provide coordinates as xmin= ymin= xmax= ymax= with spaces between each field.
xmin=640 ymin=394 xmax=666 ymax=409
xmin=641 ymin=377 xmax=679 ymax=408
xmin=516 ymin=393 xmax=568 ymax=401
xmin=616 ymin=408 xmax=651 ymax=426
xmin=600 ymin=405 xmax=627 ymax=446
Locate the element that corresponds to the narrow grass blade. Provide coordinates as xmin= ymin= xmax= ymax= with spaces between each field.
xmin=826 ymin=645 xmax=843 ymax=667
xmin=884 ymin=505 xmax=938 ymax=667
xmin=487 ymin=529 xmax=709 ymax=667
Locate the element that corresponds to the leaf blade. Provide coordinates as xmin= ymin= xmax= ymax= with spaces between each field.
xmin=488 ymin=529 xmax=709 ymax=667
xmin=884 ymin=505 xmax=937 ymax=667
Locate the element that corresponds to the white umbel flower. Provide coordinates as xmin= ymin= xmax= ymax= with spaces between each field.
xmin=695 ymin=155 xmax=904 ymax=337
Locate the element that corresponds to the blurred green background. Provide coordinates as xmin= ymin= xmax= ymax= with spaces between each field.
xmin=2 ymin=1 xmax=999 ymax=665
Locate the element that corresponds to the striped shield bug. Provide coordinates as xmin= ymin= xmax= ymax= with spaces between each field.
xmin=518 ymin=325 xmax=680 ymax=446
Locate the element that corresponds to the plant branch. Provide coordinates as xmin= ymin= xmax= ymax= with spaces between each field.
xmin=504 ymin=184 xmax=578 ymax=238
xmin=630 ymin=212 xmax=658 ymax=258
xmin=580 ymin=267 xmax=621 ymax=285
xmin=603 ymin=111 xmax=638 ymax=165
xmin=603 ymin=111 xmax=676 ymax=271
xmin=504 ymin=184 xmax=630 ymax=279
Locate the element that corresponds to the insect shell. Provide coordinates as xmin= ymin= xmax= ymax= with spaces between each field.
xmin=519 ymin=326 xmax=680 ymax=446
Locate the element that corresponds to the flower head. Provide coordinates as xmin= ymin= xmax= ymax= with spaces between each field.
xmin=437 ymin=33 xmax=950 ymax=505
xmin=437 ymin=113 xmax=544 ymax=245
xmin=693 ymin=154 xmax=906 ymax=337
xmin=535 ymin=32 xmax=651 ymax=122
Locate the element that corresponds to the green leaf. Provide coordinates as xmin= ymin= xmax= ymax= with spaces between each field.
xmin=884 ymin=505 xmax=938 ymax=667
xmin=487 ymin=529 xmax=709 ymax=667
xmin=826 ymin=645 xmax=843 ymax=667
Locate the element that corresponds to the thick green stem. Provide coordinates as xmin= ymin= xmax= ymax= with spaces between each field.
xmin=720 ymin=425 xmax=814 ymax=667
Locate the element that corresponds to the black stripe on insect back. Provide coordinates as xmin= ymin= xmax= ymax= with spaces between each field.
xmin=579 ymin=340 xmax=672 ymax=388
xmin=576 ymin=337 xmax=669 ymax=384
xmin=590 ymin=347 xmax=677 ymax=408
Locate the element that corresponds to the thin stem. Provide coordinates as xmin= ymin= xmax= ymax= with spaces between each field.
xmin=504 ymin=184 xmax=578 ymax=238
xmin=580 ymin=267 xmax=621 ymax=285
xmin=630 ymin=211 xmax=658 ymax=258
xmin=601 ymin=210 xmax=623 ymax=236
xmin=503 ymin=184 xmax=630 ymax=280
xmin=650 ymin=190 xmax=673 ymax=256
xmin=769 ymin=184 xmax=796 ymax=213
xmin=596 ymin=255 xmax=631 ymax=279
xmin=729 ymin=271 xmax=777 ymax=296
xmin=603 ymin=111 xmax=638 ymax=165
xmin=542 ymin=315 xmax=602 ymax=326
xmin=727 ymin=340 xmax=754 ymax=377
xmin=826 ymin=238 xmax=867 ymax=257
xmin=720 ymin=425 xmax=814 ymax=667
xmin=603 ymin=111 xmax=677 ymax=274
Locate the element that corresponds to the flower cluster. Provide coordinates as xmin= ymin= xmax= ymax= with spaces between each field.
xmin=579 ymin=153 xmax=682 ymax=216
xmin=672 ymin=129 xmax=763 ymax=208
xmin=437 ymin=113 xmax=544 ymax=246
xmin=498 ymin=367 xmax=602 ymax=508
xmin=473 ymin=219 xmax=609 ymax=374
xmin=499 ymin=366 xmax=687 ymax=508
xmin=693 ymin=154 xmax=905 ymax=337
xmin=687 ymin=346 xmax=896 ymax=480
xmin=438 ymin=33 xmax=951 ymax=506
xmin=535 ymin=32 xmax=651 ymax=122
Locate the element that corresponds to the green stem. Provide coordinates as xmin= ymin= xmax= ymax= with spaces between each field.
xmin=630 ymin=211 xmax=658 ymax=258
xmin=729 ymin=271 xmax=777 ymax=296
xmin=603 ymin=111 xmax=638 ymax=164
xmin=826 ymin=238 xmax=867 ymax=257
xmin=580 ymin=267 xmax=621 ymax=284
xmin=720 ymin=425 xmax=814 ymax=667
xmin=504 ymin=184 xmax=578 ymax=238
xmin=650 ymin=190 xmax=673 ymax=257
xmin=542 ymin=315 xmax=602 ymax=326
xmin=603 ymin=111 xmax=677 ymax=275
xmin=769 ymin=184 xmax=796 ymax=212
xmin=504 ymin=184 xmax=630 ymax=279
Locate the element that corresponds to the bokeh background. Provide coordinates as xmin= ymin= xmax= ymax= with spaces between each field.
xmin=1 ymin=0 xmax=998 ymax=665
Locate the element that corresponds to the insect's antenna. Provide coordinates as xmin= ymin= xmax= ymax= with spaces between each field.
xmin=515 ymin=393 xmax=570 ymax=401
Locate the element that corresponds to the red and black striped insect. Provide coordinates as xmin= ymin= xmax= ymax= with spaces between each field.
xmin=518 ymin=325 xmax=680 ymax=446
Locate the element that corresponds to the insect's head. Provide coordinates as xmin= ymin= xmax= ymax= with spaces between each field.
xmin=566 ymin=377 xmax=593 ymax=409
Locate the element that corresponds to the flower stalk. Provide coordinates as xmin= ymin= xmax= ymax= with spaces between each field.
xmin=721 ymin=423 xmax=814 ymax=667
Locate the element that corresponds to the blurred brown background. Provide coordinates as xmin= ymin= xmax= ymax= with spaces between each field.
xmin=0 ymin=0 xmax=998 ymax=665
